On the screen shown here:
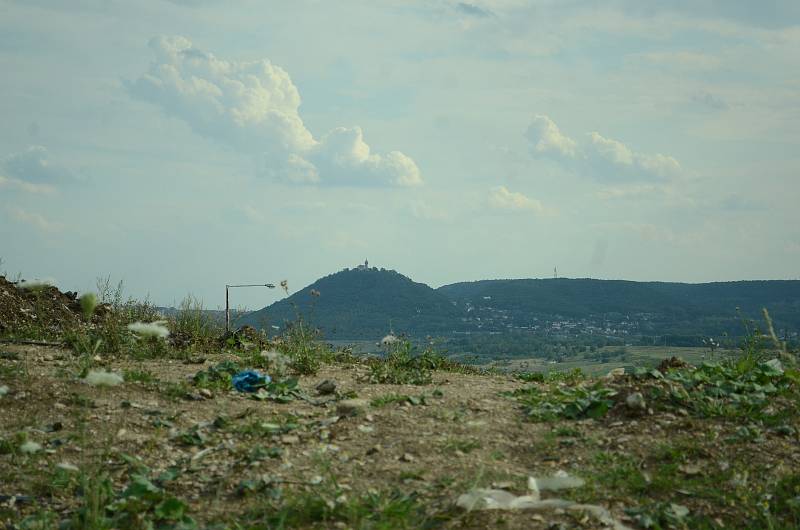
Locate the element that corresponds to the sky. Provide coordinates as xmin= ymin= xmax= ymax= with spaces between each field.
xmin=1 ymin=0 xmax=799 ymax=309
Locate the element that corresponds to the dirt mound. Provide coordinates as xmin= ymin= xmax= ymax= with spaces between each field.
xmin=0 ymin=276 xmax=84 ymax=335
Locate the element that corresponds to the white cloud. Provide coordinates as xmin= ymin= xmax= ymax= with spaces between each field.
xmin=0 ymin=175 xmax=56 ymax=194
xmin=3 ymin=146 xmax=74 ymax=183
xmin=525 ymin=115 xmax=578 ymax=158
xmin=8 ymin=206 xmax=62 ymax=233
xmin=526 ymin=115 xmax=681 ymax=181
xmin=488 ymin=186 xmax=545 ymax=213
xmin=129 ymin=36 xmax=421 ymax=187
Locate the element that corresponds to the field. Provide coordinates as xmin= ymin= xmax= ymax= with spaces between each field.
xmin=1 ymin=277 xmax=800 ymax=529
xmin=490 ymin=346 xmax=732 ymax=376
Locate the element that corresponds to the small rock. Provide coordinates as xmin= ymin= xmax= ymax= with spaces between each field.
xmin=625 ymin=392 xmax=646 ymax=410
xmin=366 ymin=445 xmax=381 ymax=456
xmin=357 ymin=424 xmax=374 ymax=434
xmin=337 ymin=399 xmax=368 ymax=417
xmin=281 ymin=435 xmax=300 ymax=445
xmin=400 ymin=452 xmax=415 ymax=463
xmin=316 ymin=379 xmax=337 ymax=395
xmin=199 ymin=388 xmax=213 ymax=399
xmin=0 ymin=385 xmax=8 ymax=398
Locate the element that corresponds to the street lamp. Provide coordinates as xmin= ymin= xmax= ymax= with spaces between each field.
xmin=225 ymin=283 xmax=275 ymax=332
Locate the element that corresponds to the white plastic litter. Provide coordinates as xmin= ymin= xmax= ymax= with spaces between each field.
xmin=127 ymin=320 xmax=170 ymax=339
xmin=456 ymin=470 xmax=632 ymax=530
xmin=529 ymin=470 xmax=586 ymax=492
xmin=19 ymin=441 xmax=42 ymax=454
xmin=56 ymin=462 xmax=80 ymax=472
xmin=84 ymin=370 xmax=124 ymax=387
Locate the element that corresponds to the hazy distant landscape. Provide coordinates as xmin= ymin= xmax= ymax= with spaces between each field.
xmin=234 ymin=265 xmax=800 ymax=364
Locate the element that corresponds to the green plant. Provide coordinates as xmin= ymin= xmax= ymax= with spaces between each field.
xmin=124 ymin=369 xmax=157 ymax=384
xmin=278 ymin=318 xmax=333 ymax=375
xmin=366 ymin=341 xmax=434 ymax=385
xmin=79 ymin=293 xmax=98 ymax=321
xmin=507 ymin=381 xmax=617 ymax=421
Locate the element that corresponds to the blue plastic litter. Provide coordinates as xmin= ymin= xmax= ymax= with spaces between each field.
xmin=232 ymin=370 xmax=271 ymax=392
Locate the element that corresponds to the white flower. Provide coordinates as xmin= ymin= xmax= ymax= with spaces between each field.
xmin=127 ymin=320 xmax=170 ymax=339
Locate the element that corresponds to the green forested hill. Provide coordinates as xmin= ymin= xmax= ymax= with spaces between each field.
xmin=437 ymin=278 xmax=800 ymax=335
xmin=238 ymin=267 xmax=463 ymax=339
xmin=240 ymin=270 xmax=800 ymax=341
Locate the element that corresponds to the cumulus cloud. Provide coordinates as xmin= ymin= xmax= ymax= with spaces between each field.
xmin=128 ymin=36 xmax=421 ymax=187
xmin=8 ymin=206 xmax=62 ymax=233
xmin=488 ymin=186 xmax=545 ymax=213
xmin=0 ymin=175 xmax=56 ymax=194
xmin=526 ymin=115 xmax=681 ymax=181
xmin=525 ymin=115 xmax=578 ymax=159
xmin=3 ymin=146 xmax=74 ymax=183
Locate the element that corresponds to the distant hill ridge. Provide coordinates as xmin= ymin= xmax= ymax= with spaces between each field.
xmin=239 ymin=267 xmax=462 ymax=338
xmin=239 ymin=268 xmax=800 ymax=340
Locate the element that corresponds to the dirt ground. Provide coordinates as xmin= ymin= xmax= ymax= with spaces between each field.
xmin=2 ymin=343 xmax=799 ymax=529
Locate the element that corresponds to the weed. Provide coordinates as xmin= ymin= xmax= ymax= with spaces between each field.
xmin=278 ymin=318 xmax=333 ymax=375
xmin=193 ymin=360 xmax=241 ymax=390
xmin=441 ymin=438 xmax=482 ymax=454
xmin=507 ymin=381 xmax=617 ymax=421
xmin=641 ymin=358 xmax=799 ymax=423
xmin=124 ymin=369 xmax=157 ymax=384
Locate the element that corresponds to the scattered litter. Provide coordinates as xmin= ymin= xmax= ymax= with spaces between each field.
xmin=84 ymin=370 xmax=124 ymax=387
xmin=19 ymin=441 xmax=42 ymax=454
xmin=232 ymin=370 xmax=270 ymax=392
xmin=56 ymin=462 xmax=80 ymax=472
xmin=528 ymin=471 xmax=585 ymax=494
xmin=18 ymin=278 xmax=55 ymax=290
xmin=456 ymin=470 xmax=631 ymax=528
xmin=456 ymin=489 xmax=570 ymax=511
xmin=604 ymin=367 xmax=626 ymax=379
xmin=0 ymin=385 xmax=8 ymax=398
xmin=127 ymin=320 xmax=170 ymax=339
xmin=457 ymin=489 xmax=632 ymax=529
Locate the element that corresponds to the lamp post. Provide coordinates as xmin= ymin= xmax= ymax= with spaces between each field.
xmin=225 ymin=283 xmax=275 ymax=332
